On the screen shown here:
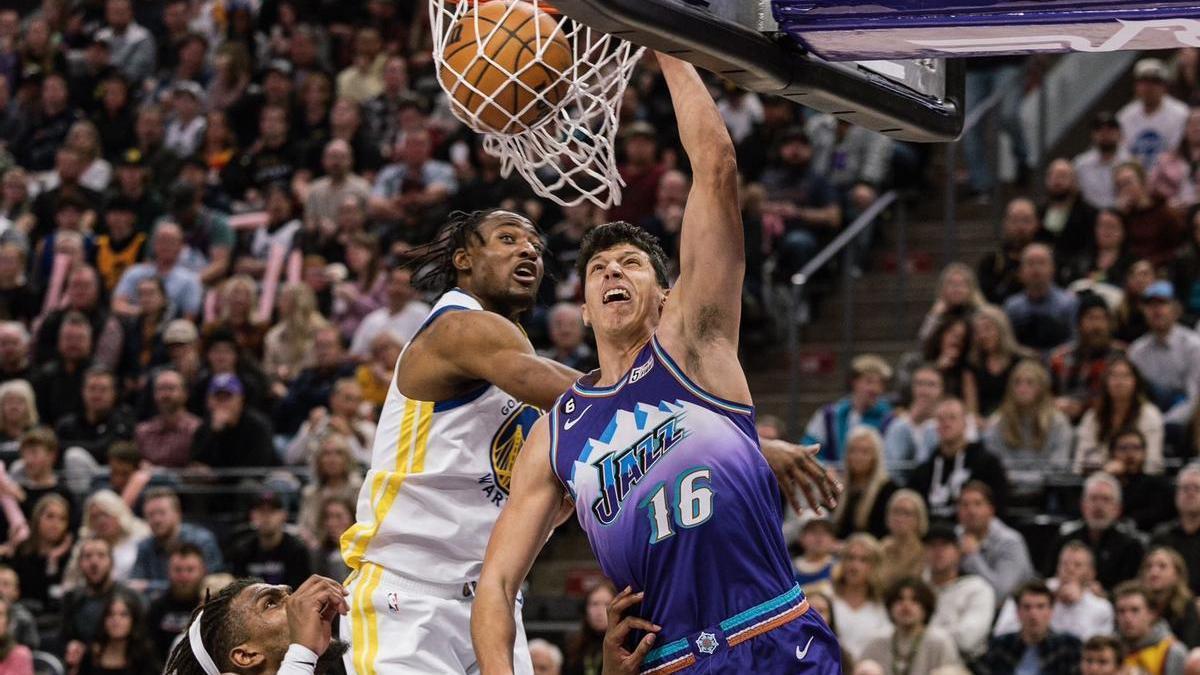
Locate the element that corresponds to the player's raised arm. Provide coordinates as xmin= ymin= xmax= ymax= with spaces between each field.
xmin=418 ymin=310 xmax=581 ymax=410
xmin=657 ymin=53 xmax=744 ymax=348
xmin=472 ymin=416 xmax=568 ymax=675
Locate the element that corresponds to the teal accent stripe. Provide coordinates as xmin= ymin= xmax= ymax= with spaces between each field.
xmin=642 ymin=637 xmax=689 ymax=665
xmin=651 ymin=338 xmax=753 ymax=415
xmin=719 ymin=585 xmax=803 ymax=632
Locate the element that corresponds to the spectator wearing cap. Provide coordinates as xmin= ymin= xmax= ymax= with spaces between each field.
xmin=979 ymin=580 xmax=1083 ymax=675
xmin=130 ymin=487 xmax=223 ymax=596
xmin=31 ymin=311 xmax=95 ymax=423
xmin=994 ymin=541 xmax=1115 ymax=643
xmin=609 ymin=120 xmax=667 ymax=226
xmin=924 ymin=523 xmax=996 ymax=660
xmin=96 ymin=0 xmax=157 ymax=84
xmin=1119 ymin=58 xmax=1190 ymax=169
xmin=369 ymin=129 xmax=457 ymax=242
xmin=54 ymin=366 xmax=134 ymax=465
xmin=12 ymin=73 xmax=82 ymax=172
xmin=759 ymin=125 xmax=841 ymax=282
xmin=192 ymin=373 xmax=277 ymax=468
xmin=135 ymin=368 xmax=200 ymax=468
xmin=107 ymin=147 xmax=165 ymax=232
xmin=910 ymin=398 xmax=1010 ymax=521
xmin=166 ymin=180 xmax=234 ymax=285
xmin=304 ymin=138 xmax=371 ymax=230
xmin=1151 ymin=464 xmax=1200 ymax=596
xmin=1115 ymin=161 xmax=1186 ymax=267
xmin=978 ymin=197 xmax=1041 ymax=304
xmin=337 ymin=26 xmax=387 ymax=104
xmin=1128 ymin=280 xmax=1200 ymax=425
xmin=1076 ymin=112 xmax=1133 ymax=210
xmin=94 ymin=196 xmax=147 ymax=294
xmin=111 ymin=221 xmax=203 ymax=321
xmin=861 ymin=577 xmax=962 ymax=672
xmin=1040 ymin=158 xmax=1098 ymax=261
xmin=229 ymin=490 xmax=312 ymax=589
xmin=275 ymin=325 xmax=355 ymax=436
xmin=1044 ymin=472 xmax=1146 ymax=591
xmin=163 ymin=81 xmax=207 ymax=159
xmin=1049 ymin=292 xmax=1125 ymax=423
xmin=802 ymin=354 xmax=894 ymax=462
xmin=1004 ymin=242 xmax=1078 ymax=355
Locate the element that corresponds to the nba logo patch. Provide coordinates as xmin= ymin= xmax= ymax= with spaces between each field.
xmin=386 ymin=592 xmax=400 ymax=612
xmin=696 ymin=632 xmax=719 ymax=655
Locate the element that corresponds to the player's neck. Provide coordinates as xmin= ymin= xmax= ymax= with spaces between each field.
xmin=455 ymin=287 xmax=523 ymax=323
xmin=594 ymin=329 xmax=653 ymax=388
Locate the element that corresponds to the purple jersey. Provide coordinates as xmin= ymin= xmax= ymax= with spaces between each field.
xmin=551 ymin=336 xmax=823 ymax=672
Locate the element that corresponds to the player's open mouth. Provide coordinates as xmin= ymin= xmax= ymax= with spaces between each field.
xmin=513 ymin=262 xmax=538 ymax=283
xmin=602 ymin=287 xmax=631 ymax=304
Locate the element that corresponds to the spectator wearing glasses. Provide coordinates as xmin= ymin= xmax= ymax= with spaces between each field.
xmin=1152 ymin=464 xmax=1200 ymax=595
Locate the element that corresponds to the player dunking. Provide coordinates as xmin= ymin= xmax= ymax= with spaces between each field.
xmin=471 ymin=54 xmax=843 ymax=675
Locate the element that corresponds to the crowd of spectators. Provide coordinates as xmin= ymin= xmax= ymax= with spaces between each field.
xmin=789 ymin=53 xmax=1200 ymax=675
xmin=4 ymin=0 xmax=1200 ymax=672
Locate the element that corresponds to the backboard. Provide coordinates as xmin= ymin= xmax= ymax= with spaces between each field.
xmin=549 ymin=0 xmax=1200 ymax=142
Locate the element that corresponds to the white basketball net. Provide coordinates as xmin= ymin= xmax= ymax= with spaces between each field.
xmin=430 ymin=0 xmax=645 ymax=208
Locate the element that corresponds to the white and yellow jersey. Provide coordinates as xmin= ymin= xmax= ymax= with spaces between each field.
xmin=340 ymin=289 xmax=541 ymax=584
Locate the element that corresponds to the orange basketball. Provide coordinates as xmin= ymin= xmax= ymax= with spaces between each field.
xmin=440 ymin=1 xmax=572 ymax=134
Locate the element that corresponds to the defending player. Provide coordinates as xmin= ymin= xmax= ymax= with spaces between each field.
xmin=471 ymin=53 xmax=843 ymax=675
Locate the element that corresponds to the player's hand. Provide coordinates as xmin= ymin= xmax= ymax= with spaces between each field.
xmin=602 ymin=586 xmax=660 ymax=675
xmin=286 ymin=575 xmax=350 ymax=656
xmin=759 ymin=439 xmax=840 ymax=515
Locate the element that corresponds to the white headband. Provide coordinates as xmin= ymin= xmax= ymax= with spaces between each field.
xmin=188 ymin=609 xmax=221 ymax=675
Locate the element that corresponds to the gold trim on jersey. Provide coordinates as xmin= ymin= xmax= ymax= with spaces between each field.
xmin=340 ymin=399 xmax=435 ymax=570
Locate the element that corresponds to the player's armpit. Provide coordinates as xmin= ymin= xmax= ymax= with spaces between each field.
xmin=472 ymin=416 xmax=565 ymax=675
xmin=429 ymin=310 xmax=580 ymax=409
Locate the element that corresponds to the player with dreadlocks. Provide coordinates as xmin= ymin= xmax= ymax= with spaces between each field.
xmin=339 ymin=207 xmax=579 ymax=675
xmin=340 ymin=207 xmax=837 ymax=674
xmin=164 ymin=575 xmax=349 ymax=675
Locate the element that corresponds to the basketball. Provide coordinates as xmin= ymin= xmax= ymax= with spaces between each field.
xmin=439 ymin=0 xmax=572 ymax=135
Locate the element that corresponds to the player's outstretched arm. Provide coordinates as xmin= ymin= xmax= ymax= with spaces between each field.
xmin=472 ymin=416 xmax=567 ymax=675
xmin=426 ymin=310 xmax=582 ymax=410
xmin=657 ymin=53 xmax=743 ymax=350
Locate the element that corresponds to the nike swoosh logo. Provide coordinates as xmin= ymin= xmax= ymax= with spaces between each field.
xmin=563 ymin=405 xmax=592 ymax=430
xmin=795 ymin=636 xmax=814 ymax=661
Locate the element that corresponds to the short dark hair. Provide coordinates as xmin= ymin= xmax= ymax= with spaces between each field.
xmin=144 ymin=486 xmax=181 ymax=511
xmin=960 ymin=480 xmax=994 ymax=506
xmin=1082 ymin=634 xmax=1125 ymax=662
xmin=1113 ymin=580 xmax=1152 ymax=607
xmin=883 ymin=577 xmax=937 ymax=625
xmin=84 ymin=365 xmax=116 ymax=386
xmin=170 ymin=541 xmax=205 ymax=562
xmin=1013 ymin=579 xmax=1054 ymax=605
xmin=576 ymin=221 xmax=669 ymax=292
xmin=1111 ymin=428 xmax=1147 ymax=450
xmin=107 ymin=440 xmax=139 ymax=465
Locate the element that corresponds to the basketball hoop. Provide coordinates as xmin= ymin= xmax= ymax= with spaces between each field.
xmin=430 ymin=0 xmax=645 ymax=208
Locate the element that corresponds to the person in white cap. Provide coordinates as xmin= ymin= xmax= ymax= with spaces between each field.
xmin=1118 ymin=58 xmax=1190 ymax=168
xmin=163 ymin=574 xmax=349 ymax=675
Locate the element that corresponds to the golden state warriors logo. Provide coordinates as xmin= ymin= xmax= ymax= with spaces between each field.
xmin=479 ymin=402 xmax=541 ymax=505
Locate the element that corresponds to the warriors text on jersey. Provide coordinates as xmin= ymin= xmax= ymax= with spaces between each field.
xmin=340 ymin=289 xmax=541 ymax=583
xmin=550 ymin=335 xmax=840 ymax=673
